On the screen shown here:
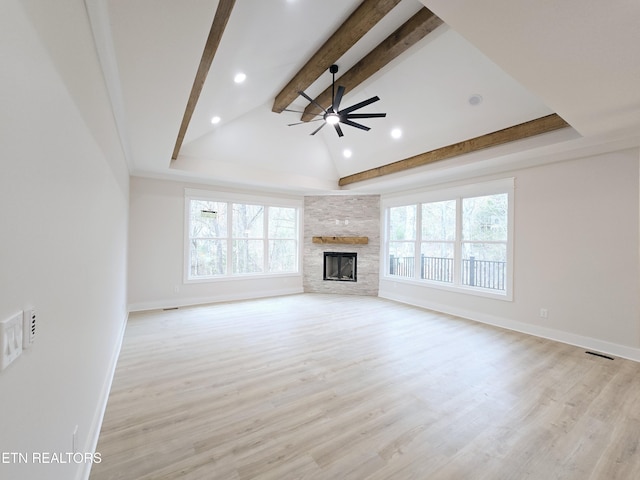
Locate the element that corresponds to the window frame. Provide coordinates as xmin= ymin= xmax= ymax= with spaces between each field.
xmin=184 ymin=189 xmax=302 ymax=283
xmin=382 ymin=178 xmax=514 ymax=301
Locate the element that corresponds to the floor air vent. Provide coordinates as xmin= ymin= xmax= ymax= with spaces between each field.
xmin=585 ymin=351 xmax=614 ymax=360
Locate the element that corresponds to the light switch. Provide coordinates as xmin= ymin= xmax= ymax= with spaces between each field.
xmin=1 ymin=312 xmax=23 ymax=371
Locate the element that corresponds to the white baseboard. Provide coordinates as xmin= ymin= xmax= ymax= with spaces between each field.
xmin=380 ymin=290 xmax=640 ymax=363
xmin=77 ymin=311 xmax=129 ymax=480
xmin=128 ymin=286 xmax=304 ymax=313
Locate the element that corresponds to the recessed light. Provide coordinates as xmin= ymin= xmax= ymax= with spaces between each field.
xmin=391 ymin=128 xmax=402 ymax=139
xmin=211 ymin=116 xmax=221 ymax=124
xmin=342 ymin=149 xmax=352 ymax=158
xmin=468 ymin=94 xmax=483 ymax=106
xmin=234 ymin=72 xmax=247 ymax=84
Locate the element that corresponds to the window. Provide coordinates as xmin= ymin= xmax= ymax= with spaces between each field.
xmin=268 ymin=207 xmax=298 ymax=273
xmin=186 ymin=191 xmax=300 ymax=281
xmin=461 ymin=194 xmax=508 ymax=291
xmin=188 ymin=200 xmax=227 ymax=277
xmin=232 ymin=203 xmax=264 ymax=274
xmin=384 ymin=179 xmax=513 ymax=299
xmin=388 ymin=205 xmax=416 ymax=278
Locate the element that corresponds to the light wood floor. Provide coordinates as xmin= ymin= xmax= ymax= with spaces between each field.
xmin=90 ymin=294 xmax=640 ymax=480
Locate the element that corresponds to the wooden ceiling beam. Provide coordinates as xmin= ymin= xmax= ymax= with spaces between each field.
xmin=338 ymin=114 xmax=571 ymax=186
xmin=171 ymin=0 xmax=236 ymax=161
xmin=301 ymin=7 xmax=443 ymax=122
xmin=271 ymin=0 xmax=402 ymax=114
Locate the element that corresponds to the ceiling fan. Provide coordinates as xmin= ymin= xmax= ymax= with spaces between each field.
xmin=287 ymin=65 xmax=386 ymax=137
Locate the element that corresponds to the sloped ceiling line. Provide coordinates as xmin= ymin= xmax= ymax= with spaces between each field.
xmin=271 ymin=0 xmax=403 ymax=114
xmin=171 ymin=0 xmax=236 ymax=161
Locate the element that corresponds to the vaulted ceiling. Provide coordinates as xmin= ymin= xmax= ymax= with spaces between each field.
xmin=86 ymin=0 xmax=640 ymax=194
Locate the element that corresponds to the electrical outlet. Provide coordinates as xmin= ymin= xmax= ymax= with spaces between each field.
xmin=539 ymin=308 xmax=548 ymax=319
xmin=1 ymin=312 xmax=23 ymax=370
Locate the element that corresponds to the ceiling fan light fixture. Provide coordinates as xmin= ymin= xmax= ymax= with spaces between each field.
xmin=325 ymin=113 xmax=340 ymax=125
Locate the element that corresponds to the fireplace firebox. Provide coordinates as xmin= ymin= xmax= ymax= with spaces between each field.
xmin=323 ymin=252 xmax=357 ymax=282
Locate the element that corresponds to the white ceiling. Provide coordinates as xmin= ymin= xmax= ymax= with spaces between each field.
xmin=87 ymin=0 xmax=640 ymax=194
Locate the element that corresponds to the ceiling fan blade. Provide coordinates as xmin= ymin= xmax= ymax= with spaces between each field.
xmin=340 ymin=119 xmax=371 ymax=131
xmin=332 ymin=85 xmax=345 ymax=113
xmin=310 ymin=122 xmax=327 ymax=135
xmin=333 ymin=123 xmax=344 ymax=137
xmin=288 ymin=118 xmax=324 ymax=126
xmin=298 ymin=91 xmax=327 ymax=114
xmin=339 ymin=96 xmax=380 ymax=115
xmin=346 ymin=113 xmax=387 ymax=119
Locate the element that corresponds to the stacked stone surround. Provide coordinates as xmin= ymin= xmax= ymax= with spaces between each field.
xmin=303 ymin=195 xmax=380 ymax=296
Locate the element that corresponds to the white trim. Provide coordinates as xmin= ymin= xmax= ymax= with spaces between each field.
xmin=382 ymin=178 xmax=514 ymax=208
xmin=185 ymin=188 xmax=303 ymax=208
xmin=184 ymin=272 xmax=302 ymax=285
xmin=128 ymin=286 xmax=304 ymax=313
xmin=380 ymin=290 xmax=640 ymax=363
xmin=84 ymin=0 xmax=133 ymax=172
xmin=383 ymin=274 xmax=509 ymax=300
xmin=78 ymin=311 xmax=128 ymax=480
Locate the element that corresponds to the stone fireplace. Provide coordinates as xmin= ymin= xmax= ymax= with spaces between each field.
xmin=303 ymin=195 xmax=379 ymax=296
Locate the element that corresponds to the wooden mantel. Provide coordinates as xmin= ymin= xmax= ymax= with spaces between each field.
xmin=312 ymin=236 xmax=369 ymax=245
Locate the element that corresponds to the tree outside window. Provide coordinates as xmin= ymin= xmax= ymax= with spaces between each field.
xmin=187 ymin=196 xmax=299 ymax=280
xmin=268 ymin=207 xmax=297 ymax=273
xmin=189 ymin=200 xmax=227 ymax=277
xmin=421 ymin=200 xmax=456 ymax=283
xmin=388 ymin=205 xmax=416 ymax=278
xmin=232 ymin=203 xmax=264 ymax=274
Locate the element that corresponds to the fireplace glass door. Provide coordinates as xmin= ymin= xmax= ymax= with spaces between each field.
xmin=323 ymin=252 xmax=357 ymax=282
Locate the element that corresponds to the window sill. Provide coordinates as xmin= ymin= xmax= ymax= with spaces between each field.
xmin=185 ymin=272 xmax=302 ymax=284
xmin=382 ymin=274 xmax=513 ymax=301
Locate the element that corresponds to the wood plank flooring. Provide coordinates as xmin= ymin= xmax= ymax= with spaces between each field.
xmin=90 ymin=294 xmax=640 ymax=479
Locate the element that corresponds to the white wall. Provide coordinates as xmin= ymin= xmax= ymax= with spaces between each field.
xmin=128 ymin=177 xmax=303 ymax=311
xmin=0 ymin=2 xmax=129 ymax=479
xmin=380 ymin=148 xmax=640 ymax=360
